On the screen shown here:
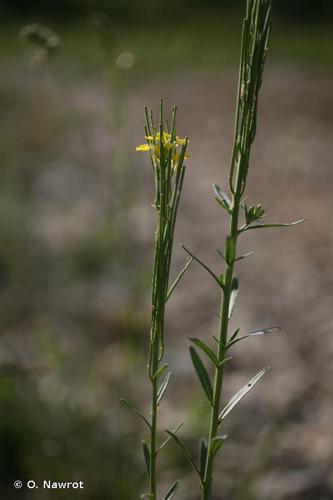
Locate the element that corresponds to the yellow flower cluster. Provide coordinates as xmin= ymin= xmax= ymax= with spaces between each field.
xmin=136 ymin=132 xmax=188 ymax=169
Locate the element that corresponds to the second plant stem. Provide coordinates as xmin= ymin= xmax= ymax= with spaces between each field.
xmin=202 ymin=188 xmax=242 ymax=500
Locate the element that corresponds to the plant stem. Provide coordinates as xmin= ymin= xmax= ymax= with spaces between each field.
xmin=202 ymin=181 xmax=242 ymax=500
xmin=144 ymin=102 xmax=188 ymax=500
xmin=201 ymin=1 xmax=272 ymax=498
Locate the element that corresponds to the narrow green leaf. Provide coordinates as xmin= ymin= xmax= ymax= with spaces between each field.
xmin=241 ymin=218 xmax=306 ymax=232
xmin=199 ymin=438 xmax=208 ymax=480
xmin=227 ymin=326 xmax=281 ymax=349
xmin=164 ymin=480 xmax=180 ymax=500
xmin=165 ymin=430 xmax=201 ymax=481
xmin=219 ymin=367 xmax=270 ymax=422
xmin=120 ymin=399 xmax=151 ymax=430
xmin=213 ymin=183 xmax=232 ymax=213
xmin=182 ymin=245 xmax=223 ymax=290
xmin=153 ymin=363 xmax=168 ymax=381
xmin=189 ymin=338 xmax=219 ymax=367
xmin=228 ymin=328 xmax=240 ymax=344
xmin=189 ymin=346 xmax=213 ymax=404
xmin=228 ymin=277 xmax=239 ymax=319
xmin=157 ymin=422 xmax=184 ymax=454
xmin=218 ymin=356 xmax=232 ymax=369
xmin=235 ymin=251 xmax=253 ymax=262
xmin=142 ymin=441 xmax=150 ymax=478
xmin=210 ymin=435 xmax=227 ymax=457
xmin=225 ymin=236 xmax=236 ymax=265
xmin=166 ymin=257 xmax=193 ymax=302
xmin=216 ymin=248 xmax=225 ymax=261
xmin=157 ymin=372 xmax=171 ymax=405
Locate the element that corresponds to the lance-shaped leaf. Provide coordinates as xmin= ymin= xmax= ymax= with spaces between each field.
xmin=213 ymin=183 xmax=232 ymax=213
xmin=166 ymin=257 xmax=193 ymax=302
xmin=182 ymin=245 xmax=223 ymax=290
xmin=189 ymin=338 xmax=219 ymax=368
xmin=199 ymin=438 xmax=208 ymax=480
xmin=219 ymin=367 xmax=270 ymax=423
xmin=227 ymin=327 xmax=281 ymax=349
xmin=235 ymin=251 xmax=253 ymax=262
xmin=164 ymin=480 xmax=180 ymax=500
xmin=218 ymin=356 xmax=232 ymax=369
xmin=228 ymin=328 xmax=240 ymax=344
xmin=120 ymin=399 xmax=151 ymax=430
xmin=142 ymin=441 xmax=150 ymax=478
xmin=240 ymin=218 xmax=306 ymax=232
xmin=157 ymin=422 xmax=184 ymax=454
xmin=165 ymin=430 xmax=201 ymax=481
xmin=210 ymin=435 xmax=227 ymax=457
xmin=153 ymin=363 xmax=168 ymax=381
xmin=225 ymin=236 xmax=236 ymax=265
xmin=189 ymin=346 xmax=213 ymax=404
xmin=228 ymin=277 xmax=239 ymax=319
xmin=157 ymin=372 xmax=171 ymax=405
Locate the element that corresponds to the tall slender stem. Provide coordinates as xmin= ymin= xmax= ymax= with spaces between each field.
xmin=201 ymin=2 xmax=271 ymax=498
xmin=142 ymin=103 xmax=188 ymax=500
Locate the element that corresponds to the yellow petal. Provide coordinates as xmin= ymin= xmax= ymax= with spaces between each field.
xmin=136 ymin=144 xmax=150 ymax=151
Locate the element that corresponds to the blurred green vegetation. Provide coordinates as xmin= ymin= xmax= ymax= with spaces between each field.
xmin=1 ymin=0 xmax=333 ymax=23
xmin=1 ymin=14 xmax=333 ymax=72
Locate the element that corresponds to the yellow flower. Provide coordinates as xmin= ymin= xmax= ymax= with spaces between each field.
xmin=136 ymin=131 xmax=189 ymax=170
xmin=136 ymin=144 xmax=150 ymax=152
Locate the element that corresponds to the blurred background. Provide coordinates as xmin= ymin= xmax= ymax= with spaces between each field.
xmin=0 ymin=0 xmax=332 ymax=499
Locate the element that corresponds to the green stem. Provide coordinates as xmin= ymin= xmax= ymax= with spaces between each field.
xmin=201 ymin=192 xmax=241 ymax=500
xmin=150 ymin=364 xmax=158 ymax=499
xmin=201 ymin=2 xmax=272 ymax=497
xmin=145 ymin=104 xmax=188 ymax=500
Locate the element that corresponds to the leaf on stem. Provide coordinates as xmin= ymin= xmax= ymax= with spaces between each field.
xmin=227 ymin=326 xmax=281 ymax=349
xmin=120 ymin=399 xmax=151 ymax=430
xmin=165 ymin=430 xmax=201 ymax=481
xmin=157 ymin=372 xmax=171 ymax=405
xmin=166 ymin=257 xmax=193 ymax=302
xmin=219 ymin=367 xmax=270 ymax=423
xmin=153 ymin=363 xmax=168 ymax=381
xmin=213 ymin=183 xmax=232 ymax=213
xmin=228 ymin=328 xmax=240 ymax=344
xmin=164 ymin=480 xmax=180 ymax=500
xmin=189 ymin=346 xmax=213 ymax=405
xmin=218 ymin=356 xmax=232 ymax=369
xmin=157 ymin=422 xmax=184 ymax=454
xmin=189 ymin=338 xmax=219 ymax=368
xmin=235 ymin=251 xmax=253 ymax=262
xmin=199 ymin=438 xmax=208 ymax=480
xmin=210 ymin=435 xmax=227 ymax=457
xmin=225 ymin=236 xmax=236 ymax=265
xmin=182 ymin=245 xmax=224 ymax=290
xmin=142 ymin=441 xmax=150 ymax=478
xmin=240 ymin=218 xmax=306 ymax=232
xmin=228 ymin=277 xmax=239 ymax=319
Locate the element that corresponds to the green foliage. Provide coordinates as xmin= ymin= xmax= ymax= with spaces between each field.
xmin=189 ymin=346 xmax=213 ymax=405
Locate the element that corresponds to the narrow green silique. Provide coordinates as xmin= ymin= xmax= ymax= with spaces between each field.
xmin=123 ymin=100 xmax=191 ymax=500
